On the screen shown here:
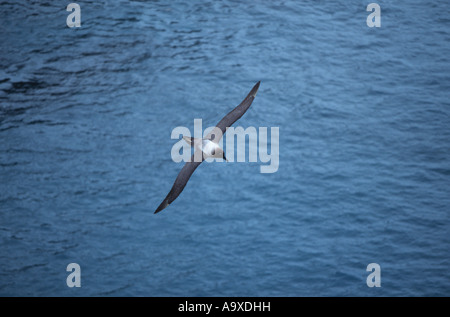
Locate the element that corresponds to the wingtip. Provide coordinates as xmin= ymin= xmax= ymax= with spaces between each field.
xmin=250 ymin=81 xmax=261 ymax=98
xmin=154 ymin=199 xmax=169 ymax=214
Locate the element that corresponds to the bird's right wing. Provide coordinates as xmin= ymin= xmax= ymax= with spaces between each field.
xmin=154 ymin=151 xmax=204 ymax=214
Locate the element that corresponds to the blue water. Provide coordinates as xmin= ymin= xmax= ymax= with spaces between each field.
xmin=1 ymin=1 xmax=449 ymax=296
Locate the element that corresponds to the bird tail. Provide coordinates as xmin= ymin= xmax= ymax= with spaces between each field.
xmin=182 ymin=136 xmax=202 ymax=147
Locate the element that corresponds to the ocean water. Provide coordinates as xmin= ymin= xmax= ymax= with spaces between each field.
xmin=0 ymin=0 xmax=449 ymax=296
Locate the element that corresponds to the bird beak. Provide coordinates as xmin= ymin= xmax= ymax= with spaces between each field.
xmin=223 ymin=153 xmax=228 ymax=162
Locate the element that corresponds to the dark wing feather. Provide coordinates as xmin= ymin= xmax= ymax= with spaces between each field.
xmin=205 ymin=81 xmax=260 ymax=143
xmin=154 ymin=152 xmax=204 ymax=214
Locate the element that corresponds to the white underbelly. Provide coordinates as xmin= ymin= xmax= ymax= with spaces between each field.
xmin=200 ymin=140 xmax=217 ymax=157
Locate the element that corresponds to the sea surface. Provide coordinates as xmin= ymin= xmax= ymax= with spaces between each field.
xmin=0 ymin=0 xmax=449 ymax=296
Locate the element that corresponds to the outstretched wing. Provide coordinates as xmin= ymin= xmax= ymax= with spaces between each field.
xmin=154 ymin=152 xmax=204 ymax=214
xmin=205 ymin=81 xmax=260 ymax=143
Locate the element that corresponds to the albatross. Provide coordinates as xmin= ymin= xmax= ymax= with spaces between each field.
xmin=154 ymin=81 xmax=261 ymax=214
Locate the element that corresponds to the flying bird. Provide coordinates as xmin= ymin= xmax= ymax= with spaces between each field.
xmin=154 ymin=81 xmax=261 ymax=214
